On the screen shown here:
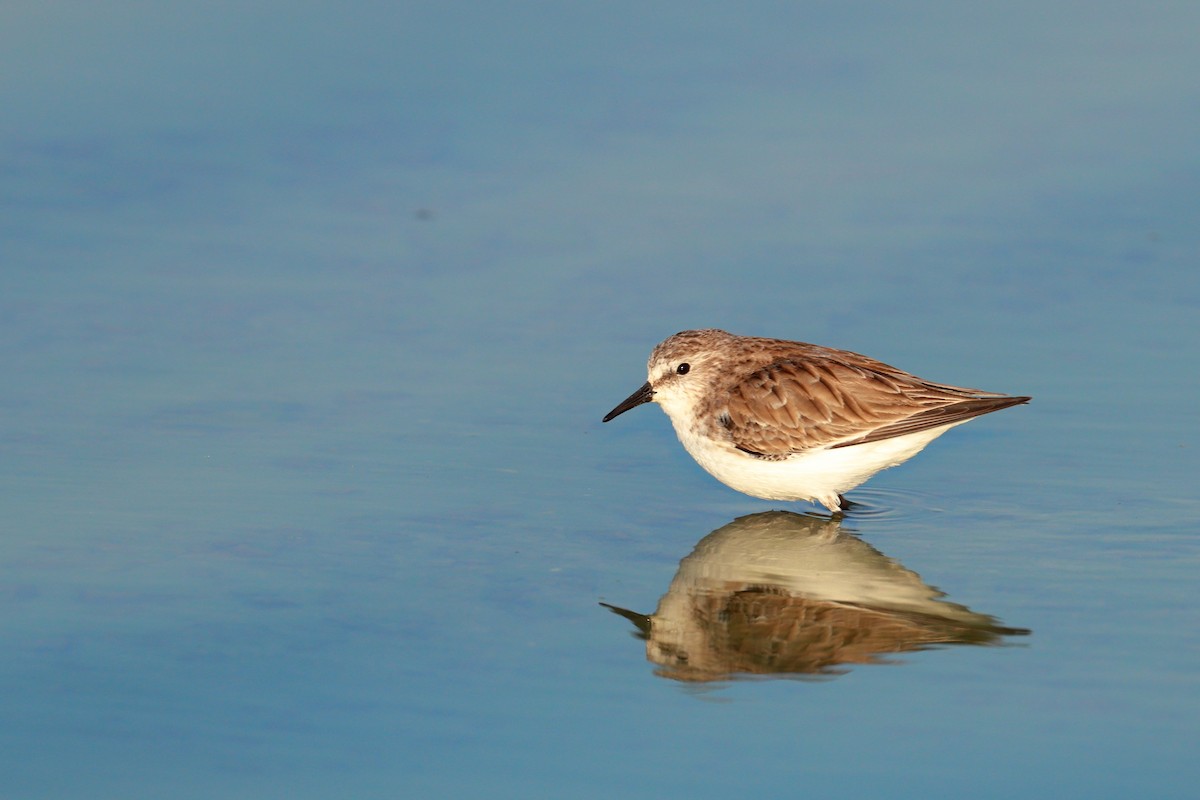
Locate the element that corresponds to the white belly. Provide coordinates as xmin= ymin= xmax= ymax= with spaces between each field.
xmin=671 ymin=421 xmax=967 ymax=510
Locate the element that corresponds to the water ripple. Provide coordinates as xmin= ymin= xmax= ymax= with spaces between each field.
xmin=840 ymin=487 xmax=940 ymax=520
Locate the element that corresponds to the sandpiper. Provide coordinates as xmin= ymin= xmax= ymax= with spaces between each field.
xmin=603 ymin=329 xmax=1029 ymax=513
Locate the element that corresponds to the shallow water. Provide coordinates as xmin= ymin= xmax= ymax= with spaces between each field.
xmin=3 ymin=3 xmax=1199 ymax=798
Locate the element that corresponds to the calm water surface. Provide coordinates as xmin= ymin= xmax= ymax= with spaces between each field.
xmin=3 ymin=3 xmax=1198 ymax=798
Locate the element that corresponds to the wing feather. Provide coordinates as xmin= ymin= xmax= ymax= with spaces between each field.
xmin=721 ymin=354 xmax=1028 ymax=456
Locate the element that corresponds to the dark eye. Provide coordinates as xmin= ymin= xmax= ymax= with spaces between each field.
xmin=676 ymin=363 xmax=690 ymax=375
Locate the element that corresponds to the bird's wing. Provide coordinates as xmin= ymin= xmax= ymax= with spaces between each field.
xmin=720 ymin=356 xmax=1027 ymax=456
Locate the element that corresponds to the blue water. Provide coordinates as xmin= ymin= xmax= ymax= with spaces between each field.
xmin=3 ymin=3 xmax=1198 ymax=798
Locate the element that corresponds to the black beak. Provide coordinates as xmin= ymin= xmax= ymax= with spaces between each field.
xmin=602 ymin=381 xmax=654 ymax=422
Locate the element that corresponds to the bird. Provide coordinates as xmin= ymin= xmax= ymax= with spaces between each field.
xmin=602 ymin=329 xmax=1030 ymax=513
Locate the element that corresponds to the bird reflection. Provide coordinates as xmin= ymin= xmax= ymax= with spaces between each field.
xmin=603 ymin=511 xmax=1028 ymax=682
